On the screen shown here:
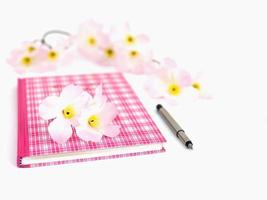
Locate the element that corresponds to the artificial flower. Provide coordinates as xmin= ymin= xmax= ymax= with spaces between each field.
xmin=110 ymin=22 xmax=154 ymax=73
xmin=76 ymin=101 xmax=120 ymax=142
xmin=189 ymin=72 xmax=212 ymax=99
xmin=115 ymin=44 xmax=155 ymax=74
xmin=39 ymin=84 xmax=89 ymax=144
xmin=7 ymin=41 xmax=66 ymax=73
xmin=144 ymin=58 xmax=193 ymax=105
xmin=93 ymin=39 xmax=122 ymax=67
xmin=112 ymin=22 xmax=149 ymax=46
xmin=75 ymin=84 xmax=120 ymax=142
xmin=37 ymin=46 xmax=62 ymax=70
xmin=7 ymin=41 xmax=45 ymax=73
xmin=87 ymin=84 xmax=107 ymax=108
xmin=20 ymin=41 xmax=41 ymax=54
xmin=75 ymin=20 xmax=110 ymax=64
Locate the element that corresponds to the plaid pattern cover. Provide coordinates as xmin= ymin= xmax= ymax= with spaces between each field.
xmin=17 ymin=73 xmax=166 ymax=167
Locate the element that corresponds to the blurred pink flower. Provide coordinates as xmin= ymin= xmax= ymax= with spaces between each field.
xmin=110 ymin=22 xmax=154 ymax=74
xmin=189 ymin=72 xmax=212 ymax=99
xmin=7 ymin=41 xmax=70 ymax=73
xmin=94 ymin=39 xmax=122 ymax=67
xmin=20 ymin=41 xmax=42 ymax=54
xmin=112 ymin=22 xmax=150 ymax=46
xmin=144 ymin=58 xmax=193 ymax=105
xmin=7 ymin=41 xmax=45 ymax=73
xmin=37 ymin=46 xmax=71 ymax=70
xmin=75 ymin=20 xmax=110 ymax=64
xmin=114 ymin=44 xmax=155 ymax=74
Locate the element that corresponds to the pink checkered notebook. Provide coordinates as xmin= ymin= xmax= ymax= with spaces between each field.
xmin=17 ymin=72 xmax=166 ymax=167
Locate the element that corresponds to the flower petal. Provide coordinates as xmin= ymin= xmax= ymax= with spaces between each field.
xmin=136 ymin=34 xmax=150 ymax=43
xmin=93 ymin=84 xmax=107 ymax=107
xmin=178 ymin=70 xmax=193 ymax=87
xmin=94 ymin=84 xmax=103 ymax=98
xmin=76 ymin=126 xmax=102 ymax=142
xmin=73 ymin=91 xmax=91 ymax=110
xmin=48 ymin=117 xmax=73 ymax=144
xmin=163 ymin=87 xmax=196 ymax=106
xmin=102 ymin=125 xmax=120 ymax=137
xmin=60 ymin=84 xmax=83 ymax=103
xmin=39 ymin=96 xmax=60 ymax=120
xmin=99 ymin=102 xmax=118 ymax=127
xmin=144 ymin=76 xmax=165 ymax=98
xmin=69 ymin=91 xmax=91 ymax=127
xmin=162 ymin=58 xmax=177 ymax=69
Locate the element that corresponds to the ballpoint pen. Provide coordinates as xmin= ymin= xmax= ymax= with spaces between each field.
xmin=156 ymin=104 xmax=193 ymax=149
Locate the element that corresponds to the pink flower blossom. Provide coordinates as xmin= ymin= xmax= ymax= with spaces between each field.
xmin=37 ymin=46 xmax=67 ymax=70
xmin=144 ymin=58 xmax=193 ymax=105
xmin=76 ymin=101 xmax=120 ymax=142
xmin=75 ymin=20 xmax=110 ymax=64
xmin=113 ymin=43 xmax=154 ymax=74
xmin=75 ymin=84 xmax=120 ymax=142
xmin=39 ymin=85 xmax=90 ymax=144
xmin=7 ymin=41 xmax=69 ymax=73
xmin=94 ymin=39 xmax=122 ymax=67
xmin=188 ymin=72 xmax=212 ymax=99
xmin=6 ymin=41 xmax=45 ymax=73
xmin=110 ymin=22 xmax=154 ymax=74
xmin=112 ymin=22 xmax=150 ymax=46
xmin=39 ymin=83 xmax=119 ymax=144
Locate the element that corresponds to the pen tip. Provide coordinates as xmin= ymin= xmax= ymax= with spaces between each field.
xmin=156 ymin=104 xmax=162 ymax=110
xmin=187 ymin=143 xmax=193 ymax=149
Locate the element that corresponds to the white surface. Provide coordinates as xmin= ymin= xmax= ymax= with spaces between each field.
xmin=0 ymin=0 xmax=267 ymax=199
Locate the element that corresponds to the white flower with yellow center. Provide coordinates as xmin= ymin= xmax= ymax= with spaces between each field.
xmin=22 ymin=41 xmax=39 ymax=54
xmin=7 ymin=51 xmax=41 ymax=73
xmin=76 ymin=101 xmax=120 ymax=142
xmin=112 ymin=22 xmax=149 ymax=46
xmin=47 ymin=50 xmax=59 ymax=61
xmin=96 ymin=42 xmax=122 ymax=66
xmin=39 ymin=85 xmax=90 ymax=144
xmin=144 ymin=58 xmax=193 ymax=105
xmin=189 ymin=72 xmax=212 ymax=99
xmin=7 ymin=41 xmax=64 ymax=73
xmin=73 ymin=83 xmax=119 ymax=142
xmin=38 ymin=44 xmax=75 ymax=71
xmin=75 ymin=20 xmax=109 ymax=63
xmin=7 ymin=41 xmax=44 ymax=73
xmin=115 ymin=44 xmax=154 ymax=74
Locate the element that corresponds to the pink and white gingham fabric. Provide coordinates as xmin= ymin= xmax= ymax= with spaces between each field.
xmin=18 ymin=73 xmax=166 ymax=167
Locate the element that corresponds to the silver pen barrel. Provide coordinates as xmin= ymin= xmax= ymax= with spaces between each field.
xmin=156 ymin=104 xmax=193 ymax=149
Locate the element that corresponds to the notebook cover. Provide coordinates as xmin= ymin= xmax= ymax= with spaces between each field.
xmin=17 ymin=73 xmax=166 ymax=168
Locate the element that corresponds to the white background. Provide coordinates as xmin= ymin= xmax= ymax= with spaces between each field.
xmin=0 ymin=0 xmax=267 ymax=199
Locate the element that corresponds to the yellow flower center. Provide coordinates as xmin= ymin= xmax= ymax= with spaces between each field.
xmin=48 ymin=50 xmax=58 ymax=61
xmin=87 ymin=36 xmax=96 ymax=46
xmin=192 ymin=82 xmax=201 ymax=90
xmin=21 ymin=56 xmax=32 ymax=67
xmin=87 ymin=115 xmax=100 ymax=128
xmin=167 ymin=84 xmax=182 ymax=96
xmin=27 ymin=46 xmax=36 ymax=53
xmin=62 ymin=105 xmax=76 ymax=119
xmin=104 ymin=48 xmax=115 ymax=58
xmin=129 ymin=50 xmax=139 ymax=58
xmin=125 ymin=35 xmax=135 ymax=45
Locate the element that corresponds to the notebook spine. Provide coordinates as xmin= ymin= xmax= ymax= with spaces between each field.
xmin=17 ymin=79 xmax=29 ymax=168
